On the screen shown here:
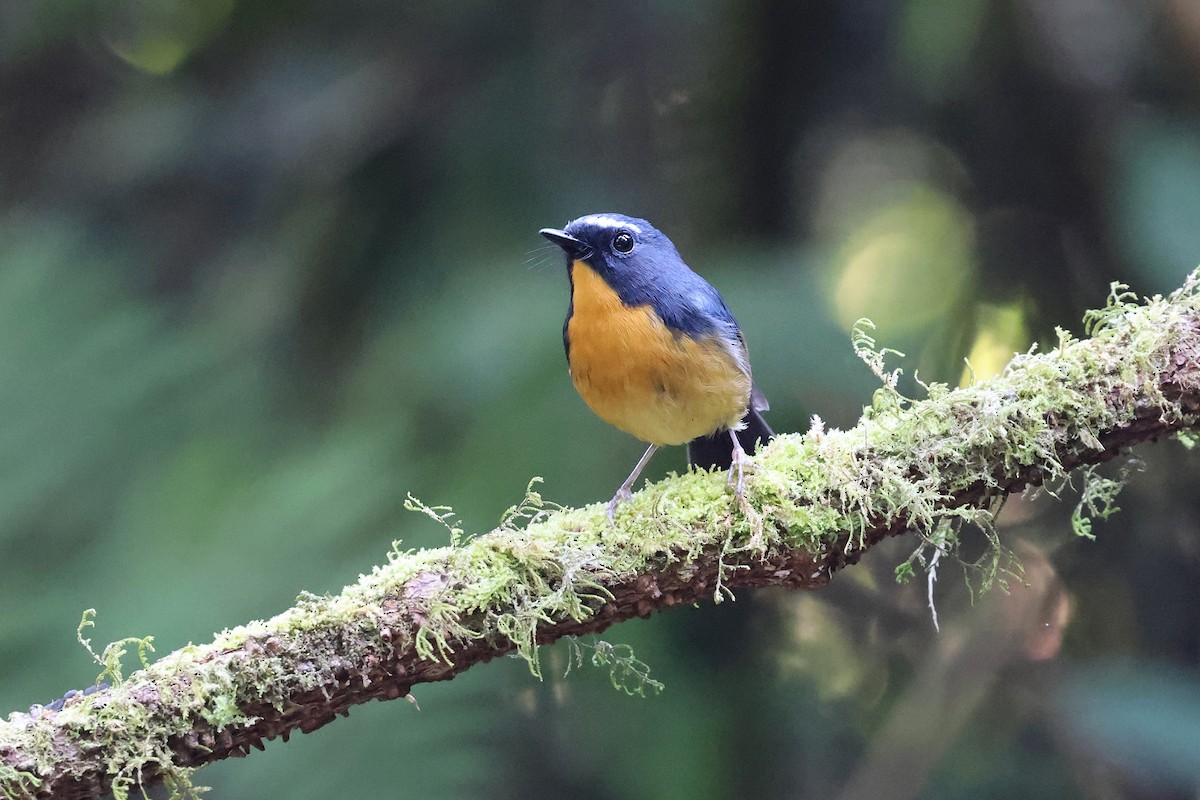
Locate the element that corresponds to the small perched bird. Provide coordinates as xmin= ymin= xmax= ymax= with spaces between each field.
xmin=540 ymin=213 xmax=772 ymax=521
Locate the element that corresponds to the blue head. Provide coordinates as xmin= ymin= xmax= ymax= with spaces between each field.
xmin=539 ymin=213 xmax=736 ymax=338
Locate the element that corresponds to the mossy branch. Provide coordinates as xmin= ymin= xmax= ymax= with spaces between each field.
xmin=5 ymin=273 xmax=1200 ymax=800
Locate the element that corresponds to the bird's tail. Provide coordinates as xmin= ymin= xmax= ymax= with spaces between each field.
xmin=686 ymin=406 xmax=774 ymax=471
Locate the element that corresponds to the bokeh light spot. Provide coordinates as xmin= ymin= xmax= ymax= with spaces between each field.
xmin=99 ymin=0 xmax=235 ymax=74
xmin=960 ymin=302 xmax=1029 ymax=385
xmin=829 ymin=186 xmax=976 ymax=334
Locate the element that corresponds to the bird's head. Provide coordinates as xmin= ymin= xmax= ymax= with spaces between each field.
xmin=539 ymin=213 xmax=681 ymax=281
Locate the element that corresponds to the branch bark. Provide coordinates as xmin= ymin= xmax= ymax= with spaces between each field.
xmin=4 ymin=275 xmax=1200 ymax=799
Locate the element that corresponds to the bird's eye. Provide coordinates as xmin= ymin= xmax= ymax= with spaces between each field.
xmin=613 ymin=232 xmax=635 ymax=254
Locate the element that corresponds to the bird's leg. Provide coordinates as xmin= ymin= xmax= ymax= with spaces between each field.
xmin=607 ymin=443 xmax=658 ymax=523
xmin=726 ymin=430 xmax=753 ymax=501
xmin=727 ymin=430 xmax=766 ymax=550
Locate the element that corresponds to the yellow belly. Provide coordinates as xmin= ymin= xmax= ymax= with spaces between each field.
xmin=566 ymin=260 xmax=750 ymax=446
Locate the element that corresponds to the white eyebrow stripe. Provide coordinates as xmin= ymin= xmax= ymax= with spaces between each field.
xmin=582 ymin=215 xmax=642 ymax=234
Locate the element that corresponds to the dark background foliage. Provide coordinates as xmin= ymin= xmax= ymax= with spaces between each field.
xmin=3 ymin=0 xmax=1200 ymax=797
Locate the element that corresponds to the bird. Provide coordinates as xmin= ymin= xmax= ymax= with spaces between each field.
xmin=539 ymin=213 xmax=772 ymax=522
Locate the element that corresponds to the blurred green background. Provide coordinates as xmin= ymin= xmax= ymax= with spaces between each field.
xmin=3 ymin=0 xmax=1200 ymax=798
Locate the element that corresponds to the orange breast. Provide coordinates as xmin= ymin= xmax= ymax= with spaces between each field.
xmin=566 ymin=260 xmax=750 ymax=446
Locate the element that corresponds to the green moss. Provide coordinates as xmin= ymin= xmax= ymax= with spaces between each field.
xmin=5 ymin=272 xmax=1200 ymax=800
xmin=566 ymin=638 xmax=664 ymax=696
xmin=0 ymin=763 xmax=42 ymax=797
xmin=1071 ymin=464 xmax=1130 ymax=539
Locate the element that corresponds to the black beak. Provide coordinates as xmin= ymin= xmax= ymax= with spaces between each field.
xmin=539 ymin=228 xmax=588 ymax=259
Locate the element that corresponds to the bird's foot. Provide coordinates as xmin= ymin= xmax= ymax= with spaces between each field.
xmin=725 ymin=440 xmax=755 ymax=503
xmin=726 ymin=437 xmax=766 ymax=549
xmin=606 ymin=487 xmax=633 ymax=524
xmin=606 ymin=443 xmax=658 ymax=524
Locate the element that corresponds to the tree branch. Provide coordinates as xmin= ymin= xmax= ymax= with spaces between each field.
xmin=4 ymin=275 xmax=1200 ymax=799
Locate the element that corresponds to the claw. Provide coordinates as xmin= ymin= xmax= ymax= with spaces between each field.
xmin=604 ymin=443 xmax=658 ymax=525
xmin=606 ymin=487 xmax=633 ymax=524
xmin=726 ymin=431 xmax=754 ymax=501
